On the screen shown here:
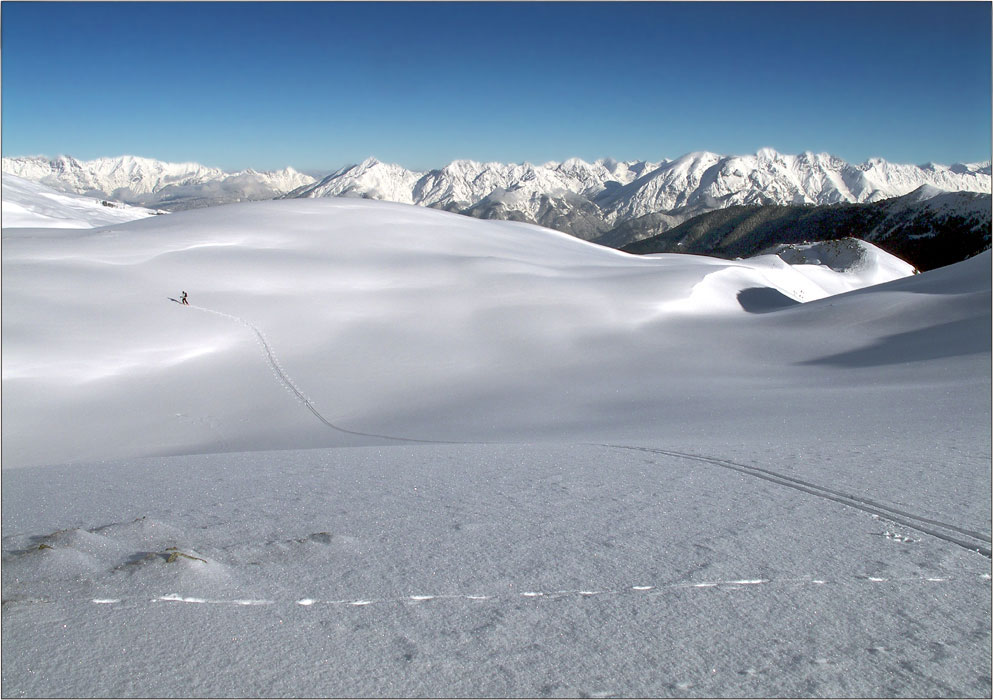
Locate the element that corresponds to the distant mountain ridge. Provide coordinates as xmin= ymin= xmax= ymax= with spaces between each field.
xmin=4 ymin=151 xmax=989 ymax=226
xmin=1 ymin=155 xmax=316 ymax=211
xmin=4 ymin=151 xmax=991 ymax=268
xmin=284 ymin=149 xmax=990 ymax=240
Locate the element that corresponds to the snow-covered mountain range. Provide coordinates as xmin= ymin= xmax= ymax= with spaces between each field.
xmin=284 ymin=149 xmax=991 ymax=239
xmin=4 ymin=151 xmax=989 ymax=238
xmin=1 ymin=155 xmax=315 ymax=211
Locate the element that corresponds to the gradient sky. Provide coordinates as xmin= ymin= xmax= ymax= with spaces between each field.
xmin=2 ymin=1 xmax=990 ymax=172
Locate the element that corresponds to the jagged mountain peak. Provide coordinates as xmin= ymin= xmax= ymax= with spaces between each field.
xmin=755 ymin=146 xmax=783 ymax=161
xmin=355 ymin=156 xmax=384 ymax=169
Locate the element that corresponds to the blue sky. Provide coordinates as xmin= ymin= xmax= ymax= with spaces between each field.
xmin=2 ymin=1 xmax=990 ymax=172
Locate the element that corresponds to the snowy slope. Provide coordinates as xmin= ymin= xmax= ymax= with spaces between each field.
xmin=880 ymin=183 xmax=992 ymax=222
xmin=1 ymin=173 xmax=162 ymax=228
xmin=1 ymin=198 xmax=923 ymax=467
xmin=2 ymin=199 xmax=990 ymax=697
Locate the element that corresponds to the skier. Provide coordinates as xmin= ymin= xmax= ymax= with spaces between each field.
xmin=180 ymin=291 xmax=189 ymax=305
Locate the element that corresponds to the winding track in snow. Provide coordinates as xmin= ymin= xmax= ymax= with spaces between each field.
xmin=606 ymin=445 xmax=992 ymax=559
xmin=185 ymin=303 xmax=461 ymax=445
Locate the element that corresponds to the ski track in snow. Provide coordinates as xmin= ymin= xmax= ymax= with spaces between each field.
xmin=186 ymin=303 xmax=461 ymax=445
xmin=605 ymin=445 xmax=993 ymax=559
xmin=4 ymin=573 xmax=988 ymax=610
xmin=178 ymin=302 xmax=991 ymax=561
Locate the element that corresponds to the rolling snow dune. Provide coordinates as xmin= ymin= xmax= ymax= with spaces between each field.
xmin=3 ymin=198 xmax=923 ymax=467
xmin=2 ymin=198 xmax=990 ymax=697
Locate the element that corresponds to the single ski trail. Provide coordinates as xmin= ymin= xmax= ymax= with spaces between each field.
xmin=183 ymin=303 xmax=460 ymax=445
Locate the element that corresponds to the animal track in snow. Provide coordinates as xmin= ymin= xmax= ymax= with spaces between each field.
xmin=884 ymin=530 xmax=918 ymax=544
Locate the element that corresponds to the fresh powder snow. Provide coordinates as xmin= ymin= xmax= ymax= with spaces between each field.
xmin=2 ymin=197 xmax=990 ymax=697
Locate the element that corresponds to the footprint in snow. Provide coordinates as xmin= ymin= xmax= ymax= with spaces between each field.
xmin=884 ymin=531 xmax=917 ymax=544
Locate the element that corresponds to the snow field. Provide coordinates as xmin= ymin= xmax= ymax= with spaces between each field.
xmin=3 ymin=442 xmax=990 ymax=697
xmin=1 ymin=198 xmax=930 ymax=466
xmin=2 ymin=197 xmax=990 ymax=697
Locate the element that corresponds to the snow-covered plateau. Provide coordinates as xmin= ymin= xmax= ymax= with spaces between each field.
xmin=2 ymin=198 xmax=990 ymax=697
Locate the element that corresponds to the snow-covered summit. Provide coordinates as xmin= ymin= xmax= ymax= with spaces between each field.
xmin=302 ymin=157 xmax=423 ymax=204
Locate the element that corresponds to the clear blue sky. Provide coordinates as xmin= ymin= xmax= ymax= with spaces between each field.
xmin=2 ymin=1 xmax=990 ymax=172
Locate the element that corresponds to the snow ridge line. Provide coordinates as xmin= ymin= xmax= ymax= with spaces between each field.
xmin=184 ymin=304 xmax=461 ymax=445
xmin=607 ymin=445 xmax=992 ymax=559
xmin=63 ymin=572 xmax=989 ymax=609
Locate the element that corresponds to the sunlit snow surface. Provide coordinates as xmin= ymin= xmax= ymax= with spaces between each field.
xmin=0 ymin=173 xmax=161 ymax=228
xmin=2 ymin=199 xmax=990 ymax=697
